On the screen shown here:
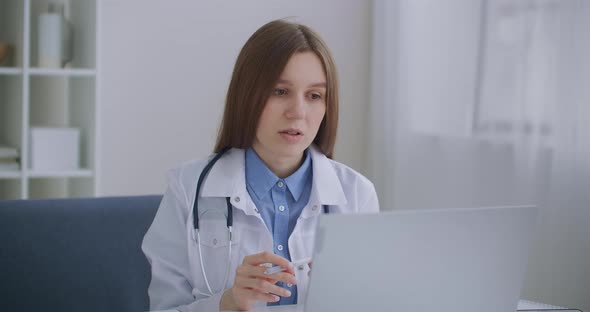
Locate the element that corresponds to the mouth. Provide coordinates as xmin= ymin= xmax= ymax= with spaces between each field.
xmin=278 ymin=128 xmax=304 ymax=136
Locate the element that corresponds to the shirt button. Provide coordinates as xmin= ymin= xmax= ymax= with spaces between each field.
xmin=278 ymin=205 xmax=285 ymax=212
xmin=254 ymin=207 xmax=259 ymax=213
xmin=312 ymin=205 xmax=318 ymax=211
xmin=277 ymin=181 xmax=284 ymax=188
xmin=213 ymin=238 xmax=218 ymax=245
xmin=234 ymin=196 xmax=240 ymax=203
xmin=277 ymin=244 xmax=284 ymax=251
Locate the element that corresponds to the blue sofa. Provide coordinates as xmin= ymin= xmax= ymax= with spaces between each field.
xmin=0 ymin=195 xmax=162 ymax=312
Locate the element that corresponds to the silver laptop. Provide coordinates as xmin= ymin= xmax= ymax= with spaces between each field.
xmin=305 ymin=205 xmax=538 ymax=312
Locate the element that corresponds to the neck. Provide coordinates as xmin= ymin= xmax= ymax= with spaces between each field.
xmin=252 ymin=147 xmax=304 ymax=179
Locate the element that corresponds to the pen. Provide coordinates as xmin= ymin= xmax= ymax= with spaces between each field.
xmin=263 ymin=257 xmax=312 ymax=275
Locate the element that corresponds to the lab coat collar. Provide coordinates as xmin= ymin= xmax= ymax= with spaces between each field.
xmin=200 ymin=148 xmax=245 ymax=198
xmin=200 ymin=145 xmax=347 ymax=217
xmin=300 ymin=145 xmax=348 ymax=218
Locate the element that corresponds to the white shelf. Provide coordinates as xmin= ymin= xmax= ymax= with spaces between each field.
xmin=0 ymin=171 xmax=21 ymax=179
xmin=0 ymin=0 xmax=98 ymax=199
xmin=28 ymin=68 xmax=96 ymax=77
xmin=27 ymin=169 xmax=93 ymax=178
xmin=0 ymin=68 xmax=22 ymax=75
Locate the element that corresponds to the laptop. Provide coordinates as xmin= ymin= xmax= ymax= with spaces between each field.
xmin=304 ymin=205 xmax=538 ymax=312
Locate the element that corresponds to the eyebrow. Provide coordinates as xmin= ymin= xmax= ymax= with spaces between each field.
xmin=276 ymin=79 xmax=327 ymax=88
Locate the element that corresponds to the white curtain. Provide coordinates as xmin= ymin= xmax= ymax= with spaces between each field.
xmin=370 ymin=0 xmax=589 ymax=309
xmin=471 ymin=0 xmax=590 ymax=307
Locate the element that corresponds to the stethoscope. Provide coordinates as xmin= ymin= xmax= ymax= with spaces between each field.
xmin=192 ymin=147 xmax=330 ymax=297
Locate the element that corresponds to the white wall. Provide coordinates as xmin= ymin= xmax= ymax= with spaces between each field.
xmin=98 ymin=0 xmax=372 ymax=195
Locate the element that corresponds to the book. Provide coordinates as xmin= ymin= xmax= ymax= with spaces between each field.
xmin=0 ymin=162 xmax=19 ymax=171
xmin=0 ymin=146 xmax=19 ymax=158
xmin=0 ymin=156 xmax=20 ymax=171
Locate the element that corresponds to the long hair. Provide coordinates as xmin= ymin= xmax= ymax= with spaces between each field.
xmin=214 ymin=19 xmax=339 ymax=158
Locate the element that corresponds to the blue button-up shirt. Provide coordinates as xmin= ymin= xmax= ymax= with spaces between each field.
xmin=245 ymin=148 xmax=312 ymax=305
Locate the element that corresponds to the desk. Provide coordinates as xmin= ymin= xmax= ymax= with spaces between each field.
xmin=244 ymin=300 xmax=581 ymax=312
xmin=154 ymin=299 xmax=581 ymax=312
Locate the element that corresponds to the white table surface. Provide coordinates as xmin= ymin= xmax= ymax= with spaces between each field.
xmin=243 ymin=299 xmax=569 ymax=312
xmin=154 ymin=299 xmax=574 ymax=312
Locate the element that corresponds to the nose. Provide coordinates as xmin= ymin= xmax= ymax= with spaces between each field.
xmin=285 ymin=93 xmax=306 ymax=119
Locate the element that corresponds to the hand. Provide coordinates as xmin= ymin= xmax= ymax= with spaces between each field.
xmin=220 ymin=251 xmax=297 ymax=311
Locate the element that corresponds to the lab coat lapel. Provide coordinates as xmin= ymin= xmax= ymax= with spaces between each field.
xmin=300 ymin=145 xmax=348 ymax=219
xmin=199 ymin=148 xmax=258 ymax=217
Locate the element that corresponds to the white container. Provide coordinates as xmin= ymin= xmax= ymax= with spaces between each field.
xmin=30 ymin=127 xmax=80 ymax=171
xmin=38 ymin=4 xmax=73 ymax=68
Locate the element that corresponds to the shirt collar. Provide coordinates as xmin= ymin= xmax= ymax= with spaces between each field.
xmin=200 ymin=145 xmax=347 ymax=216
xmin=284 ymin=149 xmax=312 ymax=201
xmin=245 ymin=148 xmax=279 ymax=201
xmin=245 ymin=148 xmax=312 ymax=201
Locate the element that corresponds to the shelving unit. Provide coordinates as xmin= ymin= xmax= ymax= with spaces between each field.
xmin=0 ymin=0 xmax=98 ymax=200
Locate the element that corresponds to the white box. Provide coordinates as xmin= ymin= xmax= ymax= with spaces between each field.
xmin=30 ymin=127 xmax=80 ymax=171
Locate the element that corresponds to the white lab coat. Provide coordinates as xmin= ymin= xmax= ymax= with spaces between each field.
xmin=142 ymin=145 xmax=379 ymax=311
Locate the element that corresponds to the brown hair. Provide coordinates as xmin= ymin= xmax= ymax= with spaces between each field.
xmin=213 ymin=19 xmax=339 ymax=158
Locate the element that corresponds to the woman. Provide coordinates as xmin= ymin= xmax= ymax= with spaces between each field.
xmin=142 ymin=19 xmax=379 ymax=311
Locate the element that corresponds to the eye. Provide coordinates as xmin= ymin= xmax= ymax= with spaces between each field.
xmin=310 ymin=93 xmax=323 ymax=100
xmin=273 ymin=88 xmax=287 ymax=96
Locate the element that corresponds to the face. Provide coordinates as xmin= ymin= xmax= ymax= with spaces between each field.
xmin=253 ymin=52 xmax=327 ymax=163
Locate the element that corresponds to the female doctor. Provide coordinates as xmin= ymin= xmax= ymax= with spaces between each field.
xmin=142 ymin=19 xmax=379 ymax=311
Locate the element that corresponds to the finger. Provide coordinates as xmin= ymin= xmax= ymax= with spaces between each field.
xmin=261 ymin=263 xmax=296 ymax=275
xmin=238 ymin=264 xmax=296 ymax=284
xmin=237 ymin=288 xmax=280 ymax=303
xmin=234 ymin=275 xmax=286 ymax=290
xmin=238 ymin=276 xmax=292 ymax=298
xmin=236 ymin=276 xmax=290 ymax=298
xmin=236 ymin=263 xmax=294 ymax=284
xmin=261 ymin=271 xmax=298 ymax=285
xmin=270 ymin=264 xmax=296 ymax=276
xmin=243 ymin=251 xmax=292 ymax=268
